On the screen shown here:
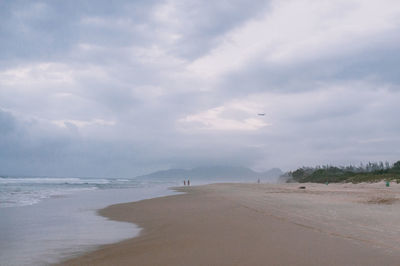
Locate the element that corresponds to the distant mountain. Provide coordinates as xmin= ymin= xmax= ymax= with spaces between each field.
xmin=137 ymin=166 xmax=283 ymax=182
xmin=137 ymin=168 xmax=190 ymax=179
xmin=263 ymin=168 xmax=284 ymax=178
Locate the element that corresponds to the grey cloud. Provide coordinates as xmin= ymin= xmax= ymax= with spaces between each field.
xmin=1 ymin=0 xmax=400 ymax=177
xmin=218 ymin=39 xmax=400 ymax=99
xmin=0 ymin=109 xmax=16 ymax=134
xmin=0 ymin=0 xmax=270 ymax=69
xmin=0 ymin=0 xmax=158 ymax=67
xmin=164 ymin=0 xmax=271 ymax=59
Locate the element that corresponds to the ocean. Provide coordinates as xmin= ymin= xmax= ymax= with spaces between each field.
xmin=0 ymin=175 xmax=182 ymax=265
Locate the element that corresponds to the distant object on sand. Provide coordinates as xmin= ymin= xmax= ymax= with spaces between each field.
xmin=299 ymin=186 xmax=306 ymax=189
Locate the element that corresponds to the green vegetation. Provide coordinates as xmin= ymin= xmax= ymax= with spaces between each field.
xmin=287 ymin=161 xmax=400 ymax=183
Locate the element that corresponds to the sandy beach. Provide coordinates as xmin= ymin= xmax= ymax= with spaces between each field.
xmin=60 ymin=182 xmax=400 ymax=265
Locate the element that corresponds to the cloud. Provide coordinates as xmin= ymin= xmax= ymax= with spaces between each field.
xmin=52 ymin=119 xmax=116 ymax=129
xmin=178 ymin=100 xmax=269 ymax=131
xmin=188 ymin=0 xmax=400 ymax=79
xmin=0 ymin=109 xmax=16 ymax=135
xmin=1 ymin=0 xmax=400 ymax=176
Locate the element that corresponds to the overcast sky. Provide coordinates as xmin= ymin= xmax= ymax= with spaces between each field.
xmin=1 ymin=0 xmax=400 ymax=177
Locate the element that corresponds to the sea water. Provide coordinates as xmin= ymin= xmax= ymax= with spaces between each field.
xmin=0 ymin=176 xmax=181 ymax=265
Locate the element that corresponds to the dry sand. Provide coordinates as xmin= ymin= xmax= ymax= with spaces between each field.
xmin=60 ymin=182 xmax=400 ymax=265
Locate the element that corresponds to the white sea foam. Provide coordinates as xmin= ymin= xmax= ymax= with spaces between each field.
xmin=0 ymin=177 xmax=110 ymax=184
xmin=0 ymin=176 xmax=135 ymax=208
xmin=0 ymin=187 xmax=98 ymax=208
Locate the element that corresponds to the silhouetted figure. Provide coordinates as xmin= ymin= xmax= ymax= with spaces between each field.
xmin=257 ymin=179 xmax=260 ymax=184
xmin=184 ymin=180 xmax=186 ymax=186
xmin=187 ymin=179 xmax=190 ymax=186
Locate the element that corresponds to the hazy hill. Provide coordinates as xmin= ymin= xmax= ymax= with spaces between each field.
xmin=137 ymin=166 xmax=283 ymax=182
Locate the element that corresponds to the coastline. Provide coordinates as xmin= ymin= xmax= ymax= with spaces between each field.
xmin=0 ymin=182 xmax=180 ymax=266
xmin=60 ymin=183 xmax=400 ymax=265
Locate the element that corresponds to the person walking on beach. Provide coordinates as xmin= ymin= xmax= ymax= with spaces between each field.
xmin=184 ymin=180 xmax=186 ymax=186
xmin=187 ymin=179 xmax=190 ymax=186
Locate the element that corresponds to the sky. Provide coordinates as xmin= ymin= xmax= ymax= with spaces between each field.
xmin=1 ymin=0 xmax=400 ymax=177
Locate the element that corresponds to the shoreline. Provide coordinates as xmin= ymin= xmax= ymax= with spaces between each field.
xmin=60 ymin=183 xmax=400 ymax=265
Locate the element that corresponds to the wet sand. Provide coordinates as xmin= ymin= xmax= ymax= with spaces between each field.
xmin=60 ymin=182 xmax=400 ymax=265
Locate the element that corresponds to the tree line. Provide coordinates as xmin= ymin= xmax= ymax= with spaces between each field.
xmin=286 ymin=161 xmax=400 ymax=183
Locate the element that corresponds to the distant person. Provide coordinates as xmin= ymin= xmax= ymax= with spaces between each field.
xmin=257 ymin=179 xmax=260 ymax=184
xmin=184 ymin=180 xmax=186 ymax=186
xmin=187 ymin=179 xmax=190 ymax=186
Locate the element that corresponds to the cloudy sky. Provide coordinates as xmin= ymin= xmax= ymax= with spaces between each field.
xmin=1 ymin=0 xmax=400 ymax=177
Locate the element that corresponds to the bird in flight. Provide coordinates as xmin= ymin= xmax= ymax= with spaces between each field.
xmin=257 ymin=113 xmax=266 ymax=116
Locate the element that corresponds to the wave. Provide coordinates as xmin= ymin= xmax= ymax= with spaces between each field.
xmin=0 ymin=187 xmax=98 ymax=208
xmin=0 ymin=176 xmax=139 ymax=208
xmin=0 ymin=177 xmax=111 ymax=185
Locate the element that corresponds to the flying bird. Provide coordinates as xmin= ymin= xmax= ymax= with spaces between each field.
xmin=257 ymin=113 xmax=266 ymax=116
